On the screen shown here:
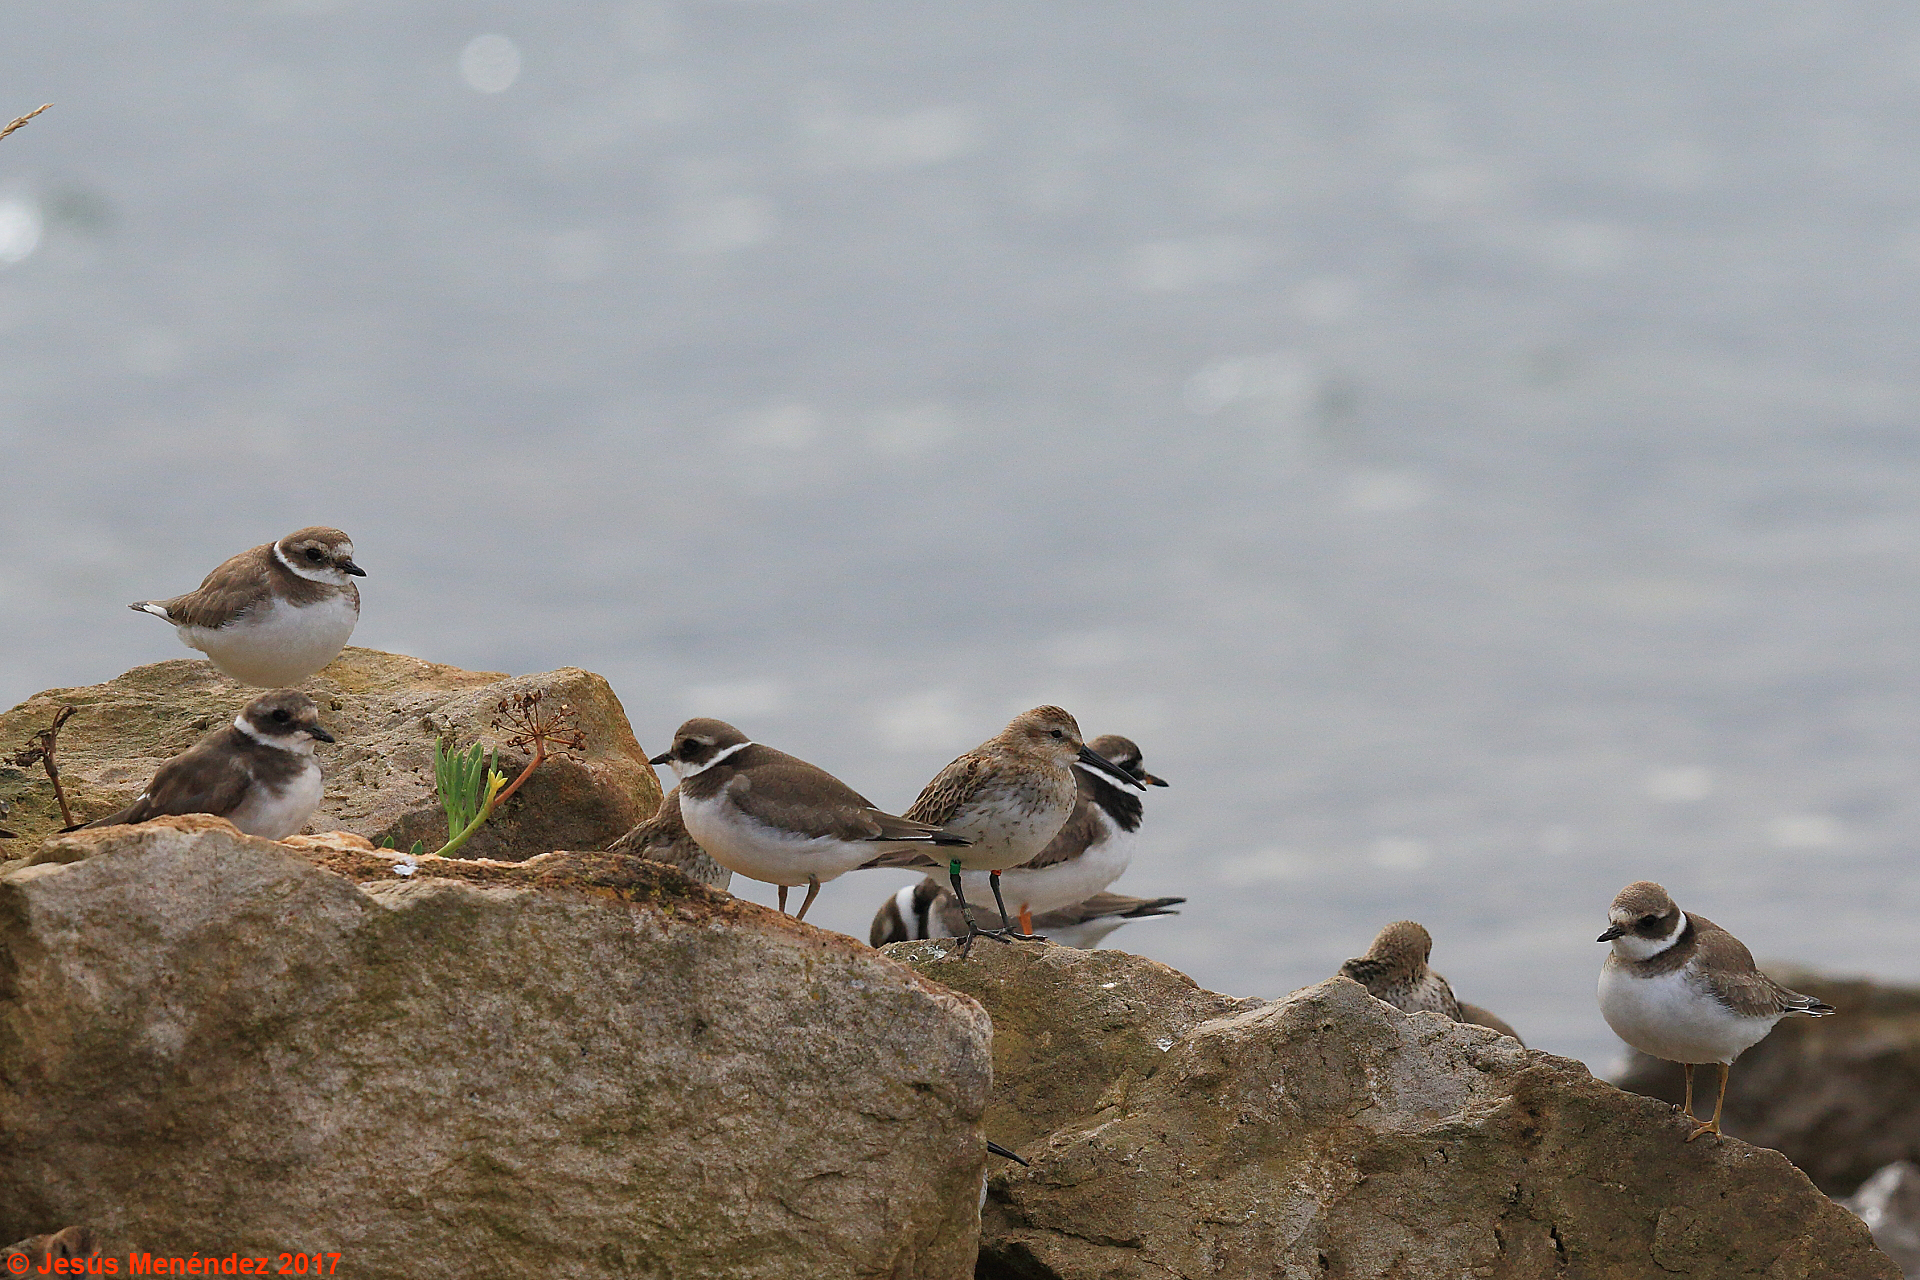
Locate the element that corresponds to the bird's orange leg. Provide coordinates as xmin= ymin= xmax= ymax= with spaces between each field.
xmin=1019 ymin=905 xmax=1035 ymax=936
xmin=777 ymin=884 xmax=789 ymax=915
xmin=1681 ymin=1062 xmax=1695 ymax=1121
xmin=795 ymin=876 xmax=821 ymax=922
xmin=1685 ymin=1063 xmax=1729 ymax=1141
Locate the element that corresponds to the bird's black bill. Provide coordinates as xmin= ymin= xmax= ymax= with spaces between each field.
xmin=1596 ymin=925 xmax=1625 ymax=942
xmin=341 ymin=562 xmax=367 ymax=576
xmin=307 ymin=726 xmax=336 ymax=743
xmin=647 ymin=750 xmax=672 ymax=766
xmin=1078 ymin=745 xmax=1147 ymax=790
xmin=1141 ymin=771 xmax=1170 ymax=787
xmin=986 ymin=1140 xmax=1030 ymax=1167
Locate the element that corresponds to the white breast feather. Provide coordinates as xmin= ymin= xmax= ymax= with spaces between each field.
xmin=1598 ymin=962 xmax=1782 ymax=1065
xmin=960 ymin=807 xmax=1135 ymax=914
xmin=224 ymin=758 xmax=324 ymax=840
xmin=678 ymin=786 xmax=901 ymax=887
xmin=179 ymin=593 xmax=358 ymax=686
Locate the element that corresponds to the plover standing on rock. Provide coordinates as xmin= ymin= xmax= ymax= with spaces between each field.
xmin=649 ymin=718 xmax=967 ymax=920
xmin=864 ymin=707 xmax=1143 ymax=950
xmin=130 ymin=526 xmax=364 ymax=686
xmin=945 ymin=732 xmax=1166 ymax=936
xmin=1597 ymin=880 xmax=1835 ymax=1140
xmin=79 ymin=689 xmax=335 ymax=840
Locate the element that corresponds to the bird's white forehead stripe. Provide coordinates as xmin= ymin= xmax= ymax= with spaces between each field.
xmin=680 ymin=740 xmax=752 ymax=777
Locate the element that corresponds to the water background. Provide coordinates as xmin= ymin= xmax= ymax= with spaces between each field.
xmin=6 ymin=1 xmax=1920 ymax=1067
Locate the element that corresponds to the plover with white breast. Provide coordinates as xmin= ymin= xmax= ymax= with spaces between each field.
xmin=1339 ymin=920 xmax=1525 ymax=1044
xmin=605 ymin=786 xmax=732 ymax=890
xmin=79 ymin=689 xmax=335 ymax=840
xmin=130 ymin=526 xmax=364 ymax=687
xmin=943 ymin=732 xmax=1167 ymax=936
xmin=1597 ymin=880 xmax=1835 ymax=1140
xmin=863 ymin=707 xmax=1144 ymax=949
xmin=870 ymin=881 xmax=1185 ymax=950
xmin=649 ymin=718 xmax=968 ymax=920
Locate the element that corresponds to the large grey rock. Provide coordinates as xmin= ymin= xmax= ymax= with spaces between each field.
xmin=1613 ymin=970 xmax=1920 ymax=1196
xmin=889 ymin=940 xmax=1900 ymax=1280
xmin=1 ymin=817 xmax=992 ymax=1279
xmin=0 ymin=647 xmax=664 ymax=858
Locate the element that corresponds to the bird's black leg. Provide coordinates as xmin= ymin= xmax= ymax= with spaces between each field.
xmin=777 ymin=884 xmax=789 ymax=915
xmin=989 ymin=870 xmax=1043 ymax=941
xmin=950 ymin=860 xmax=1010 ymax=957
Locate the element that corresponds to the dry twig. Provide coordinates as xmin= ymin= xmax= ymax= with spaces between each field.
xmin=0 ymin=104 xmax=52 ymax=144
xmin=12 ymin=705 xmax=78 ymax=827
xmin=489 ymin=690 xmax=587 ymax=807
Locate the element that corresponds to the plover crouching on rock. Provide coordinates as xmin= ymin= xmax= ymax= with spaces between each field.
xmin=79 ymin=689 xmax=335 ymax=840
xmin=1341 ymin=920 xmax=1463 ymax=1019
xmin=863 ymin=706 xmax=1144 ymax=951
xmin=1340 ymin=920 xmax=1526 ymax=1044
xmin=870 ymin=880 xmax=1184 ymax=950
xmin=131 ymin=526 xmax=364 ymax=687
xmin=606 ymin=786 xmax=731 ymax=889
xmin=1597 ymin=880 xmax=1835 ymax=1141
xmin=650 ymin=717 xmax=968 ymax=921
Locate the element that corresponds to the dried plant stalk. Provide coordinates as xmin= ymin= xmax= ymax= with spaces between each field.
xmin=0 ymin=103 xmax=51 ymax=143
xmin=12 ymin=705 xmax=77 ymax=827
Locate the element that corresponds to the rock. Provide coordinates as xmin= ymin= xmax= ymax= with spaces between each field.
xmin=1612 ymin=970 xmax=1920 ymax=1196
xmin=0 ymin=647 xmax=663 ymax=858
xmin=2 ymin=818 xmax=992 ymax=1278
xmin=887 ymin=941 xmax=1899 ymax=1280
xmin=1847 ymin=1162 xmax=1920 ymax=1277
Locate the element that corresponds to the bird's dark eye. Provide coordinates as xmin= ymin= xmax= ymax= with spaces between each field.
xmin=305 ymin=547 xmax=325 ymax=561
xmin=1640 ymin=914 xmax=1660 ymax=927
xmin=1049 ymin=729 xmax=1064 ymax=740
xmin=272 ymin=709 xmax=291 ymax=723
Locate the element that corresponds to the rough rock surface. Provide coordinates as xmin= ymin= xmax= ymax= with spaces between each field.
xmin=888 ymin=940 xmax=1899 ymax=1280
xmin=1614 ymin=970 xmax=1920 ymax=1196
xmin=2 ymin=817 xmax=992 ymax=1279
xmin=0 ymin=647 xmax=663 ymax=857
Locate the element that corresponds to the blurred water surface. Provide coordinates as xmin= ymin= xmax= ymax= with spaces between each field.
xmin=5 ymin=1 xmax=1920 ymax=1066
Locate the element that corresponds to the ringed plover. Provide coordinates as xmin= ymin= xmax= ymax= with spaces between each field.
xmin=1597 ymin=880 xmax=1834 ymax=1140
xmin=649 ymin=718 xmax=967 ymax=920
xmin=131 ymin=526 xmax=364 ymax=687
xmin=81 ymin=689 xmax=335 ymax=840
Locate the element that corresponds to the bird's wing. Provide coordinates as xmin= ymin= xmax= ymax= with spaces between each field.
xmin=902 ymin=752 xmax=987 ymax=828
xmin=726 ymin=757 xmax=959 ymax=845
xmin=1042 ymin=891 xmax=1185 ymax=924
xmin=1689 ymin=921 xmax=1836 ymax=1018
xmin=143 ymin=544 xmax=274 ymax=629
xmin=88 ymin=740 xmax=253 ymax=827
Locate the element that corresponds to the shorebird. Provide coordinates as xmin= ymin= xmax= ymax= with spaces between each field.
xmin=1597 ymin=881 xmax=1835 ymax=1140
xmin=864 ymin=706 xmax=1143 ymax=949
xmin=941 ymin=732 xmax=1166 ymax=936
xmin=605 ymin=786 xmax=731 ymax=889
xmin=130 ymin=526 xmax=364 ymax=686
xmin=80 ymin=689 xmax=334 ymax=840
xmin=649 ymin=717 xmax=967 ymax=920
xmin=870 ymin=881 xmax=1185 ymax=950
xmin=1340 ymin=920 xmax=1524 ymax=1043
